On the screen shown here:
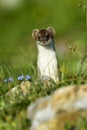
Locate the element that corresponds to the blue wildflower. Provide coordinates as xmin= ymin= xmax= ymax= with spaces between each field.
xmin=8 ymin=77 xmax=13 ymax=82
xmin=25 ymin=75 xmax=31 ymax=80
xmin=17 ymin=75 xmax=24 ymax=81
xmin=4 ymin=79 xmax=8 ymax=83
xmin=4 ymin=77 xmax=13 ymax=83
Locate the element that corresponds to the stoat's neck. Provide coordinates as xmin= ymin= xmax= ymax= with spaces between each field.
xmin=36 ymin=39 xmax=55 ymax=54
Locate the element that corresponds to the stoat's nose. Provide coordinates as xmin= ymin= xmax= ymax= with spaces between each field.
xmin=40 ymin=37 xmax=46 ymax=43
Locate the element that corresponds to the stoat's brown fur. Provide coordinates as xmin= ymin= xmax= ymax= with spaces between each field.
xmin=32 ymin=27 xmax=59 ymax=83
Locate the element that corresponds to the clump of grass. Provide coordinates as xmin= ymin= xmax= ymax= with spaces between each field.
xmin=65 ymin=117 xmax=87 ymax=130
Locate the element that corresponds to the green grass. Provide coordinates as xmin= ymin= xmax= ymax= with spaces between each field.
xmin=65 ymin=117 xmax=87 ymax=130
xmin=0 ymin=46 xmax=87 ymax=130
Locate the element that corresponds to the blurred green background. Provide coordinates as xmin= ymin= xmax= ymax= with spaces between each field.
xmin=0 ymin=0 xmax=86 ymax=70
xmin=0 ymin=1 xmax=87 ymax=130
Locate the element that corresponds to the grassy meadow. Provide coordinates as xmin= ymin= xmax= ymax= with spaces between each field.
xmin=0 ymin=0 xmax=87 ymax=130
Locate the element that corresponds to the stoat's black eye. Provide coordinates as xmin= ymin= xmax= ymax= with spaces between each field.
xmin=38 ymin=36 xmax=40 ymax=40
xmin=45 ymin=33 xmax=49 ymax=41
xmin=38 ymin=34 xmax=41 ymax=40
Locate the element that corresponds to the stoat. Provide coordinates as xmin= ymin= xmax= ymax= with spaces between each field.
xmin=32 ymin=27 xmax=59 ymax=84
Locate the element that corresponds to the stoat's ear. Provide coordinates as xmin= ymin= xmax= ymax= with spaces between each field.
xmin=47 ymin=27 xmax=55 ymax=37
xmin=32 ymin=29 xmax=39 ymax=40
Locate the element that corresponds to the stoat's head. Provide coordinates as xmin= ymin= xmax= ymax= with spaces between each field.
xmin=32 ymin=27 xmax=55 ymax=46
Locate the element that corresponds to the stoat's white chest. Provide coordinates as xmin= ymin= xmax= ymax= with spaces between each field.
xmin=37 ymin=42 xmax=59 ymax=83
